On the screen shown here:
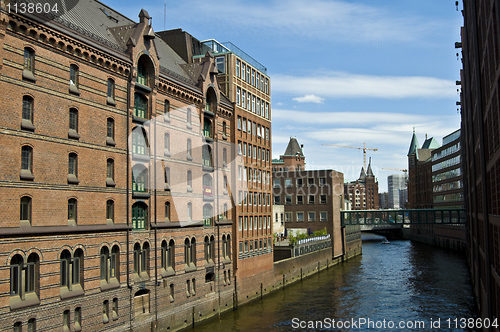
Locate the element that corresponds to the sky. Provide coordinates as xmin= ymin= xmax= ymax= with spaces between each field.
xmin=100 ymin=0 xmax=464 ymax=192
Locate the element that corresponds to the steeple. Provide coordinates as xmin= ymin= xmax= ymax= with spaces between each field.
xmin=359 ymin=167 xmax=366 ymax=182
xmin=408 ymin=128 xmax=419 ymax=158
xmin=366 ymin=157 xmax=374 ymax=177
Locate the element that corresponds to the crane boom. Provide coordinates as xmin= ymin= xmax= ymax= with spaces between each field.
xmin=322 ymin=142 xmax=378 ymax=170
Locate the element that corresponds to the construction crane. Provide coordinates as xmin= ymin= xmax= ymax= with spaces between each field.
xmin=382 ymin=167 xmax=408 ymax=173
xmin=321 ymin=143 xmax=378 ymax=171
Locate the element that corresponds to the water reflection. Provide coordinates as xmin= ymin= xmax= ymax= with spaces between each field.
xmin=190 ymin=236 xmax=475 ymax=331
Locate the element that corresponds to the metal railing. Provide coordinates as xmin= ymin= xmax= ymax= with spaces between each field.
xmin=341 ymin=209 xmax=466 ymax=226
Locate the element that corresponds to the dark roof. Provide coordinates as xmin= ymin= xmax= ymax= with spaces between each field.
xmin=359 ymin=167 xmax=366 ymax=182
xmin=421 ymin=137 xmax=440 ymax=149
xmin=283 ymin=137 xmax=304 ymax=157
xmin=366 ymin=158 xmax=374 ymax=177
xmin=41 ymin=0 xmax=193 ymax=83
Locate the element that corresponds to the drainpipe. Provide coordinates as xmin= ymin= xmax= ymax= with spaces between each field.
xmin=126 ymin=76 xmax=132 ymax=328
xmin=153 ymin=90 xmax=158 ymax=328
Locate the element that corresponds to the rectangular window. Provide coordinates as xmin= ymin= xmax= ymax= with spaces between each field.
xmin=244 ymin=217 xmax=248 ymax=230
xmin=309 ymin=195 xmax=315 ymax=204
xmin=285 ymin=179 xmax=292 ymax=187
xmin=273 ymin=178 xmax=280 ymax=188
xmin=239 ymin=217 xmax=243 ymax=231
xmin=274 ymin=195 xmax=281 ymax=205
xmin=320 ymin=212 xmax=327 ymax=221
xmin=253 ymin=122 xmax=256 ymax=136
xmin=236 ymin=60 xmax=240 ymax=77
xmin=297 ymin=195 xmax=303 ymax=205
xmin=285 ymin=212 xmax=292 ymax=222
xmin=242 ymin=117 xmax=247 ymax=132
xmin=242 ymin=64 xmax=246 ymax=81
xmin=285 ymin=195 xmax=292 ymax=205
xmin=308 ymin=178 xmax=315 ymax=186
xmin=247 ymin=93 xmax=251 ymax=110
xmin=249 ymin=217 xmax=253 ymax=230
xmin=247 ymin=67 xmax=250 ymax=83
xmin=265 ymin=78 xmax=268 ymax=94
xmin=242 ymin=90 xmax=246 ymax=107
xmin=319 ymin=178 xmax=327 ymax=186
xmin=256 ymin=98 xmax=260 ymax=116
xmin=251 ymin=69 xmax=255 ymax=86
xmin=297 ymin=212 xmax=304 ymax=222
xmin=238 ymin=141 xmax=242 ymax=155
xmin=238 ymin=166 xmax=242 ymax=180
xmin=238 ymin=191 xmax=242 ymax=205
xmin=320 ymin=195 xmax=327 ymax=204
xmin=265 ymin=103 xmax=269 ymax=119
xmin=252 ymin=96 xmax=256 ymax=113
xmin=243 ymin=143 xmax=247 ymax=156
xmin=237 ymin=115 xmax=242 ymax=130
xmin=308 ymin=212 xmax=316 ymax=222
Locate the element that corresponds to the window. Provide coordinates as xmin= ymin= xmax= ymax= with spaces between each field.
xmin=285 ymin=195 xmax=292 ymax=205
xmin=10 ymin=253 xmax=39 ymax=305
xmin=285 ymin=178 xmax=292 ymax=187
xmin=202 ymin=145 xmax=212 ymax=168
xmin=251 ymin=69 xmax=255 ymax=86
xmin=107 ymin=78 xmax=116 ymax=105
xmin=28 ymin=319 xmax=36 ymax=332
xmin=106 ymin=200 xmax=114 ymax=223
xmin=164 ymin=133 xmax=170 ymax=156
xmin=203 ymin=203 xmax=212 ymax=227
xmin=132 ymin=203 xmax=146 ymax=230
xmin=204 ymin=236 xmax=215 ymax=263
xmin=319 ymin=178 xmax=327 ymax=186
xmin=134 ymin=93 xmax=147 ymax=118
xmin=223 ymin=148 xmax=227 ymax=166
xmin=165 ymin=201 xmax=170 ymax=221
xmin=169 ymin=284 xmax=175 ymax=302
xmin=60 ymin=249 xmax=83 ymax=292
xmin=320 ymin=195 xmax=327 ymax=204
xmin=20 ymin=196 xmax=32 ymax=225
xmin=308 ymin=178 xmax=315 ymax=186
xmin=242 ymin=90 xmax=246 ymax=108
xmin=185 ymin=237 xmax=196 ymax=268
xmin=252 ymin=95 xmax=256 ymax=113
xmin=247 ymin=66 xmax=250 ymax=82
xmin=164 ymin=99 xmax=170 ymax=121
xmin=203 ymin=118 xmax=212 ymax=139
xmin=112 ymin=298 xmax=118 ymax=320
xmin=265 ymin=103 xmax=269 ymax=119
xmin=320 ymin=212 xmax=327 ymax=222
xmin=238 ymin=141 xmax=242 ymax=155
xmin=223 ymin=121 xmax=227 ymax=136
xmin=187 ymin=202 xmax=193 ymax=221
xmin=273 ymin=178 xmax=280 ymax=188
xmin=237 ymin=88 xmax=241 ymax=105
xmin=297 ymin=195 xmax=304 ymax=205
xmin=308 ymin=212 xmax=316 ymax=222
xmin=187 ymin=108 xmax=192 ymax=128
xmin=106 ymin=159 xmax=115 ymax=186
xmin=308 ymin=195 xmax=315 ymax=204
xmin=249 ymin=217 xmax=253 ymax=230
xmin=242 ymin=63 xmax=246 ymax=81
xmin=237 ymin=116 xmax=242 ymax=130
xmin=285 ymin=212 xmax=292 ymax=222
xmin=68 ymin=198 xmax=77 ymax=225
xmin=187 ymin=139 xmax=192 ymax=160
xmin=247 ymin=93 xmax=251 ymax=110
xmin=75 ymin=307 xmax=82 ymax=330
xmin=297 ymin=212 xmax=304 ymax=222
xmin=20 ymin=146 xmax=34 ymax=180
xmin=236 ymin=60 xmax=240 ymax=77
xmin=215 ymin=56 xmax=225 ymax=73
xmin=187 ymin=170 xmax=192 ymax=192
xmin=23 ymin=47 xmax=35 ymax=80
xmin=137 ymin=59 xmax=148 ymax=86
xmin=266 ymin=128 xmax=269 ymax=141
xmin=242 ymin=117 xmax=247 ymax=132
xmin=22 ymin=96 xmax=35 ymax=130
xmin=106 ymin=118 xmax=115 ymax=145
xmin=103 ymin=300 xmax=109 ymax=323
xmin=68 ymin=108 xmax=79 ymax=139
xmin=265 ymin=78 xmax=268 ymax=94
xmin=132 ymin=167 xmax=147 ymax=193
xmin=69 ymin=64 xmax=79 ymax=94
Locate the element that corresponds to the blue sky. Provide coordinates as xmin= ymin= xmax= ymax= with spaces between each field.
xmin=100 ymin=0 xmax=463 ymax=192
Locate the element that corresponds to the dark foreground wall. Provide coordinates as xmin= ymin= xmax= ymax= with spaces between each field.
xmin=402 ymin=225 xmax=466 ymax=251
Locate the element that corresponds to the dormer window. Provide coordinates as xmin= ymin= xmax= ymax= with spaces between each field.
xmin=137 ymin=61 xmax=147 ymax=86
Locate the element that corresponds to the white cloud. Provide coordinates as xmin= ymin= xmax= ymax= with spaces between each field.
xmin=273 ymin=72 xmax=456 ymax=99
xmin=293 ymin=95 xmax=324 ymax=103
xmin=160 ymin=0 xmax=448 ymax=43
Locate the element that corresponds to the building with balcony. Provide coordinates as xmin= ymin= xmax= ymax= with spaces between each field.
xmin=0 ymin=3 xmax=233 ymax=331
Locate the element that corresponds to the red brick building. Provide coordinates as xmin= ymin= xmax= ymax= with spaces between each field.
xmin=0 ymin=2 xmax=236 ymax=331
xmin=344 ymin=158 xmax=379 ymax=210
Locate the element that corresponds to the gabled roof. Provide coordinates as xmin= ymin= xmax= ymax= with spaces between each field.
xmin=421 ymin=137 xmax=440 ymax=149
xmin=283 ymin=137 xmax=304 ymax=157
xmin=408 ymin=130 xmax=419 ymax=157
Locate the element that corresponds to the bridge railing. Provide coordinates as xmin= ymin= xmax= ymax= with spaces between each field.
xmin=341 ymin=209 xmax=466 ymax=226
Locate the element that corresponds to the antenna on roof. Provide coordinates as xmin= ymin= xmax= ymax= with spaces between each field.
xmin=164 ymin=0 xmax=166 ymax=31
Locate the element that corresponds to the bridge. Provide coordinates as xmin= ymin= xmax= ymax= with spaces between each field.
xmin=341 ymin=209 xmax=466 ymax=228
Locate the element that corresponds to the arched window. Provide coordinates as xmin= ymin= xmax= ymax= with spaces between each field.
xmin=164 ymin=132 xmax=170 ymax=155
xmin=132 ymin=203 xmax=147 ymax=230
xmin=107 ymin=78 xmax=115 ymax=105
xmin=111 ymin=245 xmax=119 ymax=281
xmin=68 ymin=198 xmax=77 ymax=224
xmin=132 ymin=166 xmax=147 ymax=193
xmin=132 ymin=127 xmax=148 ymax=155
xmin=187 ymin=170 xmax=192 ymax=192
xmin=106 ymin=200 xmax=114 ymax=223
xmin=202 ymin=145 xmax=212 ymax=168
xmin=20 ymin=196 xmax=32 ymax=225
xmin=133 ymin=243 xmax=141 ymax=273
xmin=106 ymin=118 xmax=115 ymax=145
xmin=164 ymin=99 xmax=170 ymax=121
xmin=164 ymin=167 xmax=170 ymax=191
xmin=162 ymin=240 xmax=175 ymax=271
xmin=223 ymin=121 xmax=227 ymax=136
xmin=134 ymin=93 xmax=147 ymax=118
xmin=137 ymin=60 xmax=148 ymax=86
xmin=106 ymin=159 xmax=115 ymax=186
xmin=222 ymin=235 xmax=226 ymax=258
xmin=223 ymin=148 xmax=227 ymax=166
xmin=186 ymin=139 xmax=192 ymax=160
xmin=203 ymin=204 xmax=212 ymax=227
xmin=10 ymin=254 xmax=23 ymax=296
xmin=165 ymin=201 xmax=170 ymax=221
xmin=68 ymin=153 xmax=79 ymax=184
xmin=22 ymin=96 xmax=34 ymax=126
xmin=69 ymin=64 xmax=79 ymax=94
xmin=23 ymin=47 xmax=35 ymax=72
xmin=204 ymin=236 xmax=211 ymax=262
xmin=187 ymin=202 xmax=193 ymax=221
xmin=184 ymin=238 xmax=191 ymax=266
xmin=203 ymin=174 xmax=212 ymax=199
xmin=141 ymin=242 xmax=149 ymax=275
xmin=168 ymin=239 xmax=175 ymax=270
xmin=100 ymin=246 xmax=110 ymax=281
xmin=21 ymin=146 xmax=34 ymax=180
xmin=203 ymin=118 xmax=212 ymax=139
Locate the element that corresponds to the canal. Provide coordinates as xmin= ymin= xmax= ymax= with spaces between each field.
xmin=191 ymin=233 xmax=476 ymax=331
